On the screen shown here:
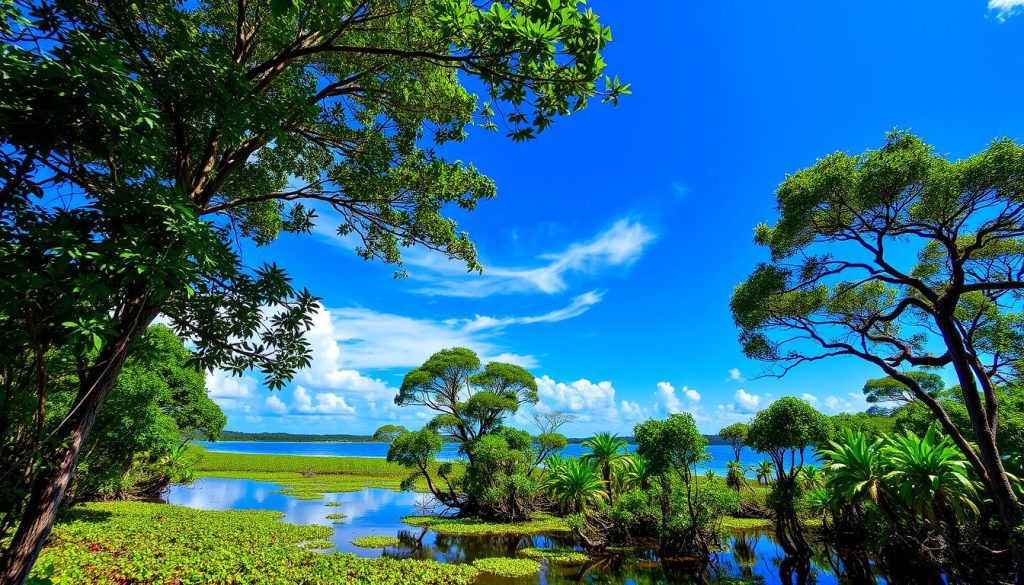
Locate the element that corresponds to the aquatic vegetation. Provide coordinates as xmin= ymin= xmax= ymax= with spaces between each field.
xmin=352 ymin=536 xmax=401 ymax=548
xmin=720 ymin=517 xmax=773 ymax=530
xmin=519 ymin=546 xmax=589 ymax=563
xmin=30 ymin=502 xmax=477 ymax=584
xmin=325 ymin=501 xmax=342 ymax=507
xmin=472 ymin=557 xmax=541 ymax=577
xmin=326 ymin=513 xmax=347 ymax=524
xmin=402 ymin=513 xmax=569 ymax=535
xmin=192 ymin=449 xmax=458 ymax=499
xmin=302 ymin=539 xmax=336 ymax=549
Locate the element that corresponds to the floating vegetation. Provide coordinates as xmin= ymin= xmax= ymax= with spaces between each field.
xmin=31 ymin=502 xmax=477 ymax=585
xmin=402 ymin=513 xmax=569 ymax=535
xmin=352 ymin=535 xmax=402 ymax=548
xmin=472 ymin=557 xmax=541 ymax=578
xmin=326 ymin=513 xmax=348 ymax=524
xmin=519 ymin=546 xmax=589 ymax=563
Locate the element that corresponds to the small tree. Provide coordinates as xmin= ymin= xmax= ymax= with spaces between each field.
xmin=746 ymin=397 xmax=831 ymax=557
xmin=634 ymin=413 xmax=721 ymax=557
xmin=385 ymin=347 xmax=557 ymax=521
xmin=719 ymin=422 xmax=749 ymax=463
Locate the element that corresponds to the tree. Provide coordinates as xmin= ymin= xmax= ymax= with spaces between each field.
xmin=863 ymin=371 xmax=946 ymax=406
xmin=731 ymin=131 xmax=1024 ymax=570
xmin=1 ymin=325 xmax=224 ymax=515
xmin=719 ymin=422 xmax=749 ymax=463
xmin=581 ymin=431 xmax=628 ymax=501
xmin=0 ymin=0 xmax=624 ymax=579
xmin=385 ymin=347 xmax=555 ymax=520
xmin=543 ymin=457 xmax=605 ymax=513
xmin=633 ymin=413 xmax=718 ymax=557
xmin=746 ymin=397 xmax=831 ymax=556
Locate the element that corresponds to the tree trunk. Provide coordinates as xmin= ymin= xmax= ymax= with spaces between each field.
xmin=0 ymin=302 xmax=159 ymax=585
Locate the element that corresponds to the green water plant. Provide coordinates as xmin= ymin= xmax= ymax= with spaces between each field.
xmin=472 ymin=557 xmax=541 ymax=578
xmin=351 ymin=536 xmax=401 ymax=548
xmin=519 ymin=547 xmax=589 ymax=564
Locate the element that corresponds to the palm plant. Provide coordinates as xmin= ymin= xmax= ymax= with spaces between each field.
xmin=619 ymin=453 xmax=653 ymax=491
xmin=881 ymin=425 xmax=981 ymax=523
xmin=726 ymin=460 xmax=748 ymax=491
xmin=544 ymin=457 xmax=606 ymax=513
xmin=755 ymin=460 xmax=774 ymax=485
xmin=797 ymin=465 xmax=823 ymax=490
xmin=817 ymin=429 xmax=885 ymax=507
xmin=581 ymin=432 xmax=628 ymax=501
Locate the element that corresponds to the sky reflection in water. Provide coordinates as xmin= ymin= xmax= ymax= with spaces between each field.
xmin=165 ymin=477 xmax=870 ymax=584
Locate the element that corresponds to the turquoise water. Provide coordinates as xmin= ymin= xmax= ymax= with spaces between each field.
xmin=164 ymin=477 xmax=871 ymax=584
xmin=196 ymin=441 xmax=800 ymax=476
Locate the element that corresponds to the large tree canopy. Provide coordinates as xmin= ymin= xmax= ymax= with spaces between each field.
xmin=731 ymin=131 xmax=1024 ymax=564
xmin=0 ymin=0 xmax=623 ymax=581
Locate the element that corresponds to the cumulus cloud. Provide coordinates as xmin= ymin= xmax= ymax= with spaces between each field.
xmin=727 ymin=368 xmax=744 ymax=382
xmin=656 ymin=381 xmax=700 ymax=414
xmin=292 ymin=386 xmax=357 ymax=415
xmin=400 ymin=219 xmax=656 ymax=297
xmin=534 ymin=375 xmax=645 ymax=424
xmin=206 ymin=370 xmax=258 ymax=412
xmin=822 ymin=392 xmax=870 ymax=414
xmin=801 ymin=392 xmax=818 ymax=403
xmin=990 ymin=0 xmax=1024 ymax=20
xmin=734 ymin=389 xmax=762 ymax=414
xmin=265 ymin=395 xmax=288 ymax=414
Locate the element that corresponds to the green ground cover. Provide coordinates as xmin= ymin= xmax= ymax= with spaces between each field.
xmin=351 ymin=536 xmax=402 ymax=548
xmin=192 ymin=448 xmax=457 ymax=499
xmin=471 ymin=557 xmax=541 ymax=578
xmin=31 ymin=502 xmax=477 ymax=585
xmin=518 ymin=547 xmax=589 ymax=563
xmin=402 ymin=513 xmax=569 ymax=535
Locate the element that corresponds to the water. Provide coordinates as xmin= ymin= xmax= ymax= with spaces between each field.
xmin=165 ymin=477 xmax=862 ymax=584
xmin=196 ymin=442 xmax=799 ymax=476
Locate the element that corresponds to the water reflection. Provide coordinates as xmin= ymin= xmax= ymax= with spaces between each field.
xmin=164 ymin=478 xmax=879 ymax=584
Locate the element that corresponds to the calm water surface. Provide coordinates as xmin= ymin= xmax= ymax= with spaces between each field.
xmin=195 ymin=442 xmax=806 ymax=476
xmin=165 ymin=477 xmax=866 ymax=584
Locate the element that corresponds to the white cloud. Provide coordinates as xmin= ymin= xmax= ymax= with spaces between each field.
xmin=206 ymin=370 xmax=258 ymax=411
xmin=265 ymin=395 xmax=288 ymax=414
xmin=990 ymin=0 xmax=1024 ymax=20
xmin=656 ymin=381 xmax=700 ymax=415
xmin=402 ymin=219 xmax=656 ymax=297
xmin=315 ymin=293 xmax=598 ymax=372
xmin=293 ymin=386 xmax=357 ymax=415
xmin=534 ymin=376 xmax=646 ymax=424
xmin=734 ymin=388 xmax=762 ymax=414
xmin=822 ymin=392 xmax=869 ymax=414
xmin=801 ymin=392 xmax=818 ymax=403
xmin=727 ymin=368 xmax=744 ymax=382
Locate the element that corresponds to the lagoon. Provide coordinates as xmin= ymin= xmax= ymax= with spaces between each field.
xmin=164 ymin=477 xmax=867 ymax=584
xmin=196 ymin=441 xmax=784 ymax=476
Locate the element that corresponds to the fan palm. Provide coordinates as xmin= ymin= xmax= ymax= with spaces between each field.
xmin=817 ymin=429 xmax=885 ymax=507
xmin=755 ymin=460 xmax=774 ymax=485
xmin=726 ymin=460 xmax=747 ymax=491
xmin=619 ymin=453 xmax=653 ymax=491
xmin=798 ymin=465 xmax=823 ymax=490
xmin=544 ymin=457 xmax=606 ymax=513
xmin=880 ymin=424 xmax=981 ymax=523
xmin=581 ymin=432 xmax=628 ymax=500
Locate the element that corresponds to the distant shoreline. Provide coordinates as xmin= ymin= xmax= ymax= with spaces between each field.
xmin=216 ymin=430 xmax=729 ymax=445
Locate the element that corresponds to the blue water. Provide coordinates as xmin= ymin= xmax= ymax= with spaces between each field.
xmin=196 ymin=441 xmax=792 ymax=476
xmin=165 ymin=477 xmax=861 ymax=584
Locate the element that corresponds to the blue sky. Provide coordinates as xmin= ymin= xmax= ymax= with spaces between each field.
xmin=207 ymin=0 xmax=1024 ymax=436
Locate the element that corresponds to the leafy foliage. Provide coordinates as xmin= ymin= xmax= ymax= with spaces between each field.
xmin=385 ymin=348 xmax=555 ymax=521
xmin=471 ymin=557 xmax=540 ymax=578
xmin=31 ymin=502 xmax=478 ymax=584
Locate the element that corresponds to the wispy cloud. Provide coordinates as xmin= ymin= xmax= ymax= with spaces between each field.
xmin=403 ymin=219 xmax=656 ymax=298
xmin=989 ymin=0 xmax=1024 ymax=20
